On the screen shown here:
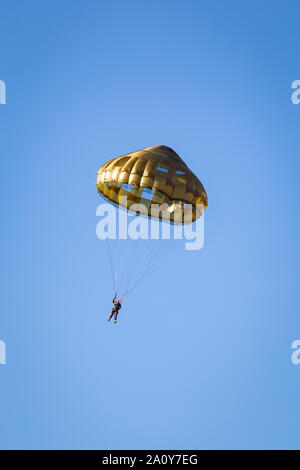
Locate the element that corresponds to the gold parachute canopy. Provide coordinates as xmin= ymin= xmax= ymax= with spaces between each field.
xmin=96 ymin=145 xmax=208 ymax=223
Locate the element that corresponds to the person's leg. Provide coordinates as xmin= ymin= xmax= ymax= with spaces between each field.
xmin=114 ymin=309 xmax=118 ymax=323
xmin=108 ymin=309 xmax=114 ymax=321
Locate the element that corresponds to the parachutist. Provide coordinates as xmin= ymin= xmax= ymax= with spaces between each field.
xmin=108 ymin=294 xmax=122 ymax=323
xmin=97 ymin=145 xmax=208 ymax=301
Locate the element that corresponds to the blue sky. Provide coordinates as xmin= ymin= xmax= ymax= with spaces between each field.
xmin=0 ymin=0 xmax=300 ymax=449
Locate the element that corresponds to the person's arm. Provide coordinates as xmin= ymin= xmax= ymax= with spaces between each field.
xmin=112 ymin=294 xmax=116 ymax=303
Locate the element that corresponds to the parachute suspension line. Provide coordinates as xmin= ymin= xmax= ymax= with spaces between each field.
xmin=105 ymin=208 xmax=177 ymax=299
xmin=123 ymin=237 xmax=175 ymax=296
xmin=105 ymin=238 xmax=116 ymax=293
xmin=123 ymin=244 xmax=163 ymax=295
xmin=113 ymin=239 xmax=122 ymax=292
xmin=128 ymin=237 xmax=144 ymax=283
xmin=121 ymin=239 xmax=147 ymax=296
xmin=124 ymin=243 xmax=154 ymax=293
xmin=106 ymin=236 xmax=123 ymax=294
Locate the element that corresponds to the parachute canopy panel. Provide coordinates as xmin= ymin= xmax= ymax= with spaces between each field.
xmin=96 ymin=145 xmax=208 ymax=223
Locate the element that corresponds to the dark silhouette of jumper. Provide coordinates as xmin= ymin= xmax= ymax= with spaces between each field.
xmin=108 ymin=294 xmax=122 ymax=323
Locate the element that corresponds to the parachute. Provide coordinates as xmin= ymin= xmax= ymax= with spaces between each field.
xmin=96 ymin=145 xmax=207 ymax=299
xmin=97 ymin=145 xmax=207 ymax=223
